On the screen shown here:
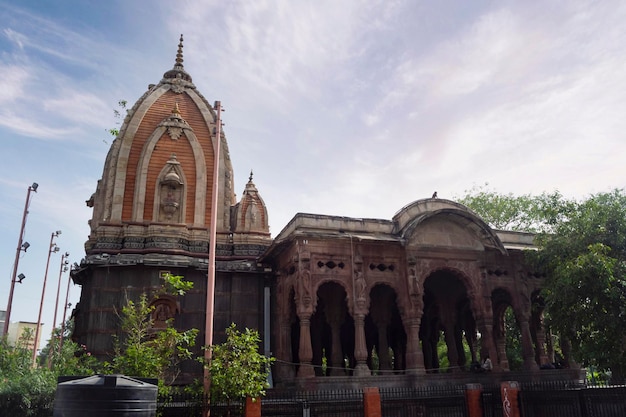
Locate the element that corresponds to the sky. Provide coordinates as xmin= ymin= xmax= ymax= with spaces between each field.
xmin=0 ymin=1 xmax=624 ymax=351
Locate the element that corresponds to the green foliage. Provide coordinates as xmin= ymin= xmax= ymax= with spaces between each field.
xmin=457 ymin=183 xmax=573 ymax=232
xmin=534 ymin=190 xmax=626 ymax=380
xmin=105 ymin=289 xmax=198 ymax=388
xmin=207 ymin=323 xmax=273 ymax=406
xmin=460 ymin=186 xmax=626 ymax=380
xmin=107 ymin=99 xmax=127 ymax=138
xmin=504 ymin=307 xmax=523 ymax=371
xmin=0 ymin=330 xmax=54 ymax=417
xmin=161 ymin=272 xmax=194 ymax=296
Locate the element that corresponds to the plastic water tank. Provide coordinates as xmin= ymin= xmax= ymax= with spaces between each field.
xmin=53 ymin=374 xmax=157 ymax=417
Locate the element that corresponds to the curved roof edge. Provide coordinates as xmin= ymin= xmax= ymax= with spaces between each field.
xmin=393 ymin=198 xmax=507 ymax=255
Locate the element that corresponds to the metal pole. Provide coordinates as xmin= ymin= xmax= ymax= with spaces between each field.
xmin=58 ymin=266 xmax=73 ymax=354
xmin=3 ymin=182 xmax=37 ymax=337
xmin=48 ymin=252 xmax=68 ymax=368
xmin=33 ymin=231 xmax=60 ymax=367
xmin=204 ymin=100 xmax=222 ymax=414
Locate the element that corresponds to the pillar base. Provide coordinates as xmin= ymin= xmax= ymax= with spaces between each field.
xmin=296 ymin=363 xmax=316 ymax=378
xmin=354 ymin=363 xmax=371 ymax=377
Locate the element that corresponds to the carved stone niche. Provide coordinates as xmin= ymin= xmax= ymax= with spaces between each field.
xmin=158 ymin=156 xmax=184 ymax=223
xmin=150 ymin=295 xmax=180 ymax=330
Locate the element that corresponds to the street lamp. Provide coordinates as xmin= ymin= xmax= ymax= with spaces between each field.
xmin=32 ymin=230 xmax=61 ymax=366
xmin=3 ymin=182 xmax=38 ymax=337
xmin=58 ymin=263 xmax=76 ymax=355
xmin=48 ymin=251 xmax=69 ymax=368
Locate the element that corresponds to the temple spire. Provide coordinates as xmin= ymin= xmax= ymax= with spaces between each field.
xmin=162 ymin=34 xmax=193 ymax=82
xmin=175 ymin=34 xmax=184 ymax=68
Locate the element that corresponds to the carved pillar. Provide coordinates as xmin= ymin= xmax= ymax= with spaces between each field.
xmin=297 ymin=316 xmax=315 ymax=378
xmin=478 ymin=319 xmax=499 ymax=371
xmin=354 ymin=313 xmax=370 ymax=376
xmin=443 ymin=322 xmax=459 ymax=371
xmin=519 ymin=317 xmax=539 ymax=370
xmin=404 ymin=317 xmax=425 ymax=375
xmin=477 ymin=292 xmax=500 ymax=371
xmin=496 ymin=336 xmax=509 ymax=371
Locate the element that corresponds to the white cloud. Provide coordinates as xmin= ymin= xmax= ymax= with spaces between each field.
xmin=0 ymin=64 xmax=29 ymax=104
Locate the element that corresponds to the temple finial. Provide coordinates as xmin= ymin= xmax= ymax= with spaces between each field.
xmin=249 ymin=170 xmax=254 ymax=182
xmin=175 ymin=34 xmax=184 ymax=68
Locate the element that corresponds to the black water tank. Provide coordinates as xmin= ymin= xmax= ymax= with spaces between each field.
xmin=53 ymin=374 xmax=158 ymax=417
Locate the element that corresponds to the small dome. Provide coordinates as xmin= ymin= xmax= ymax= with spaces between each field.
xmin=163 ymin=170 xmax=181 ymax=185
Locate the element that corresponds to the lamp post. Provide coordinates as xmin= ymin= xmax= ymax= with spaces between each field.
xmin=204 ymin=101 xmax=222 ymax=401
xmin=3 ymin=182 xmax=38 ymax=337
xmin=58 ymin=264 xmax=75 ymax=355
xmin=32 ymin=230 xmax=61 ymax=367
xmin=48 ymin=251 xmax=69 ymax=368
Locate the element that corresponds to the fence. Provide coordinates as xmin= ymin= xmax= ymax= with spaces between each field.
xmin=157 ymin=382 xmax=626 ymax=417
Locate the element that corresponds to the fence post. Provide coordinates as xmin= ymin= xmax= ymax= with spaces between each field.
xmin=245 ymin=396 xmax=261 ymax=417
xmin=500 ymin=381 xmax=520 ymax=417
xmin=363 ymin=387 xmax=382 ymax=417
xmin=465 ymin=383 xmax=483 ymax=417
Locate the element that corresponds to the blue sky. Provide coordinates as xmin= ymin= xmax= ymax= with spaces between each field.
xmin=1 ymin=1 xmax=625 ymax=349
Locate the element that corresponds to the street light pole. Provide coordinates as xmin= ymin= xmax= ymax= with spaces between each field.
xmin=3 ymin=182 xmax=38 ymax=337
xmin=204 ymin=101 xmax=222 ymax=415
xmin=48 ymin=251 xmax=69 ymax=368
xmin=58 ymin=265 xmax=74 ymax=355
xmin=32 ymin=230 xmax=61 ymax=367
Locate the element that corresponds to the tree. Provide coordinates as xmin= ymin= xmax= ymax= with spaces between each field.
xmin=104 ymin=274 xmax=198 ymax=390
xmin=459 ymin=186 xmax=626 ymax=381
xmin=533 ymin=190 xmax=626 ymax=381
xmin=39 ymin=319 xmax=100 ymax=375
xmin=456 ymin=183 xmax=573 ymax=232
xmin=207 ymin=323 xmax=273 ymax=416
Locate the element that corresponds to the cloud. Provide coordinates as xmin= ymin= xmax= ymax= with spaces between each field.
xmin=0 ymin=64 xmax=29 ymax=104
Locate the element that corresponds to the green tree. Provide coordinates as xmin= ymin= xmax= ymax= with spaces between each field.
xmin=0 ymin=329 xmax=56 ymax=417
xmin=207 ymin=323 xmax=273 ymax=415
xmin=104 ymin=274 xmax=198 ymax=390
xmin=457 ymin=183 xmax=573 ymax=232
xmin=534 ymin=190 xmax=626 ymax=381
xmin=459 ymin=186 xmax=626 ymax=381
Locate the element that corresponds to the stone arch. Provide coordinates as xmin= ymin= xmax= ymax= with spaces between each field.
xmin=491 ymin=287 xmax=521 ymax=370
xmin=365 ymin=284 xmax=406 ymax=374
xmin=309 ymin=281 xmax=352 ymax=376
xmin=310 ymin=277 xmax=352 ymax=314
xmin=421 ymin=269 xmax=476 ymax=372
xmin=393 ymin=198 xmax=507 ymax=255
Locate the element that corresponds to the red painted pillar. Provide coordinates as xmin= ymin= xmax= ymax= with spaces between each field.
xmin=245 ymin=397 xmax=261 ymax=417
xmin=465 ymin=383 xmax=483 ymax=417
xmin=500 ymin=381 xmax=521 ymax=417
xmin=363 ymin=387 xmax=382 ymax=417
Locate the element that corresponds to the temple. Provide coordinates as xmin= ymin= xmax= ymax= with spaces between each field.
xmin=71 ymin=37 xmax=572 ymax=386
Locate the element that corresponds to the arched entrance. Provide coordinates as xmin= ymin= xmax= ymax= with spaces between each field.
xmin=365 ymin=284 xmax=406 ymax=374
xmin=421 ymin=270 xmax=476 ymax=372
xmin=309 ymin=282 xmax=353 ymax=376
xmin=492 ymin=288 xmax=521 ymax=371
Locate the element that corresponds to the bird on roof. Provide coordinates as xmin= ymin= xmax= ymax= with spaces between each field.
xmin=432 ymin=191 xmax=438 ymax=198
